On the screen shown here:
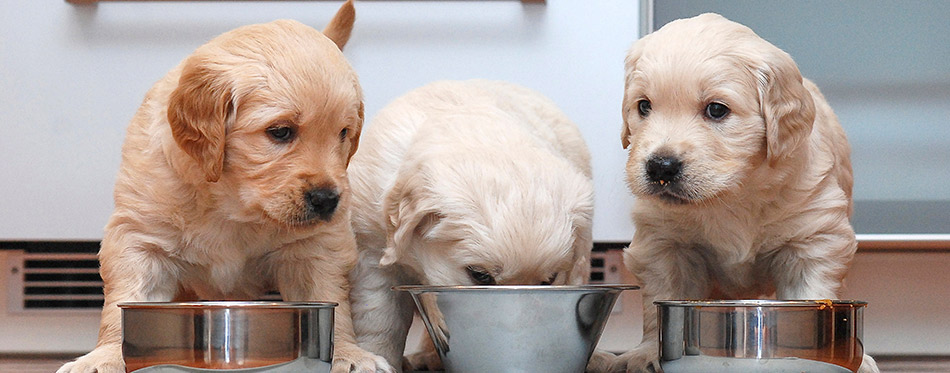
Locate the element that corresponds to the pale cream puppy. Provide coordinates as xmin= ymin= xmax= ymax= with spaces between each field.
xmin=614 ymin=13 xmax=878 ymax=373
xmin=57 ymin=2 xmax=393 ymax=373
xmin=347 ymin=80 xmax=596 ymax=371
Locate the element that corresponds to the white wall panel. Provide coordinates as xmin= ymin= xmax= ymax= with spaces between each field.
xmin=0 ymin=0 xmax=639 ymax=241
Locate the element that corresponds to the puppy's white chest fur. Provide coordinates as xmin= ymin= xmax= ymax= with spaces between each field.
xmin=639 ymin=197 xmax=793 ymax=297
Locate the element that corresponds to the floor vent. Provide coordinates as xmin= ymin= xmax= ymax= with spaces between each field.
xmin=590 ymin=244 xmax=628 ymax=313
xmin=3 ymin=242 xmax=630 ymax=313
xmin=4 ymin=242 xmax=103 ymax=313
xmin=590 ymin=243 xmax=625 ymax=285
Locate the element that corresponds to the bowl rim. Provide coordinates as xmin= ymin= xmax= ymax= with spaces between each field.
xmin=654 ymin=299 xmax=868 ymax=307
xmin=118 ymin=301 xmax=338 ymax=309
xmin=392 ymin=284 xmax=640 ymax=293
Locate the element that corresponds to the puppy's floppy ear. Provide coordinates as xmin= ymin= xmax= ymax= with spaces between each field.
xmin=621 ymin=89 xmax=633 ymax=150
xmin=380 ymin=170 xmax=440 ymax=266
xmin=323 ymin=0 xmax=356 ymax=50
xmin=756 ymin=49 xmax=816 ymax=167
xmin=566 ymin=213 xmax=594 ymax=285
xmin=565 ymin=190 xmax=594 ymax=285
xmin=621 ymin=37 xmax=647 ymax=149
xmin=168 ymin=58 xmax=233 ymax=182
xmin=345 ymin=101 xmax=363 ymax=165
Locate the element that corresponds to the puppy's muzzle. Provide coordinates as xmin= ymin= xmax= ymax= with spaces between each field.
xmin=646 ymin=155 xmax=682 ymax=186
xmin=305 ymin=187 xmax=340 ymax=221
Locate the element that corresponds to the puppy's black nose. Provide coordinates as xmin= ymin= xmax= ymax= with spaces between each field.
xmin=646 ymin=156 xmax=682 ymax=185
xmin=306 ymin=187 xmax=340 ymax=221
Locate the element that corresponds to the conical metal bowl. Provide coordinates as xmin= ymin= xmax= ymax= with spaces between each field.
xmin=395 ymin=284 xmax=638 ymax=373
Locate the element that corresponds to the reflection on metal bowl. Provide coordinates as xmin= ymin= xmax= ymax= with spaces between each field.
xmin=394 ymin=284 xmax=639 ymax=373
xmin=119 ymin=301 xmax=335 ymax=373
xmin=657 ymin=300 xmax=867 ymax=373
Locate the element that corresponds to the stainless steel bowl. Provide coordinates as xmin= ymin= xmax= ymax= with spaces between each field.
xmin=657 ymin=300 xmax=867 ymax=373
xmin=395 ymin=284 xmax=638 ymax=373
xmin=119 ymin=301 xmax=335 ymax=372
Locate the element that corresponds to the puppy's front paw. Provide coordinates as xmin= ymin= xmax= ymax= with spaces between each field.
xmin=858 ymin=354 xmax=880 ymax=373
xmin=332 ymin=344 xmax=395 ymax=373
xmin=610 ymin=343 xmax=660 ymax=373
xmin=585 ymin=350 xmax=619 ymax=373
xmin=402 ymin=349 xmax=442 ymax=372
xmin=56 ymin=345 xmax=124 ymax=373
xmin=586 ymin=349 xmax=618 ymax=373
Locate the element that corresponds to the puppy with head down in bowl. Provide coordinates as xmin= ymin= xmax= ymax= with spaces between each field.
xmin=612 ymin=13 xmax=878 ymax=373
xmin=347 ymin=80 xmax=599 ymax=372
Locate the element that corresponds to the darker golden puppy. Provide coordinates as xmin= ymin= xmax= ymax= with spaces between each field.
xmin=57 ymin=2 xmax=392 ymax=373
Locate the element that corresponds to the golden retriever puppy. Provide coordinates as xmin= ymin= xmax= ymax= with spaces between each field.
xmin=57 ymin=3 xmax=392 ymax=373
xmin=346 ymin=80 xmax=596 ymax=371
xmin=614 ymin=13 xmax=878 ymax=373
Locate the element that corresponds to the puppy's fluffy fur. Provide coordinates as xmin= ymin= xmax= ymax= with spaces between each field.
xmin=346 ymin=80 xmax=595 ymax=371
xmin=614 ymin=14 xmax=877 ymax=372
xmin=58 ymin=3 xmax=392 ymax=373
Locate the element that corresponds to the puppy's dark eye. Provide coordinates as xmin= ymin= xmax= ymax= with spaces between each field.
xmin=466 ymin=266 xmax=496 ymax=285
xmin=705 ymin=102 xmax=730 ymax=121
xmin=637 ymin=99 xmax=652 ymax=117
xmin=266 ymin=125 xmax=296 ymax=142
xmin=339 ymin=128 xmax=348 ymax=142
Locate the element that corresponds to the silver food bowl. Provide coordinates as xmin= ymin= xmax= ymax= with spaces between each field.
xmin=119 ymin=301 xmax=335 ymax=372
xmin=395 ymin=284 xmax=638 ymax=373
xmin=657 ymin=300 xmax=867 ymax=373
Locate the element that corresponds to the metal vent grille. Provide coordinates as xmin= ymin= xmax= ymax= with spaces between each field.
xmin=4 ymin=242 xmax=103 ymax=312
xmin=3 ymin=242 xmax=629 ymax=313
xmin=590 ymin=243 xmax=625 ymax=285
xmin=590 ymin=244 xmax=627 ymax=314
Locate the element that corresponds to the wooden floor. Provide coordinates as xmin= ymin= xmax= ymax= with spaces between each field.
xmin=875 ymin=356 xmax=950 ymax=372
xmin=6 ymin=355 xmax=950 ymax=373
